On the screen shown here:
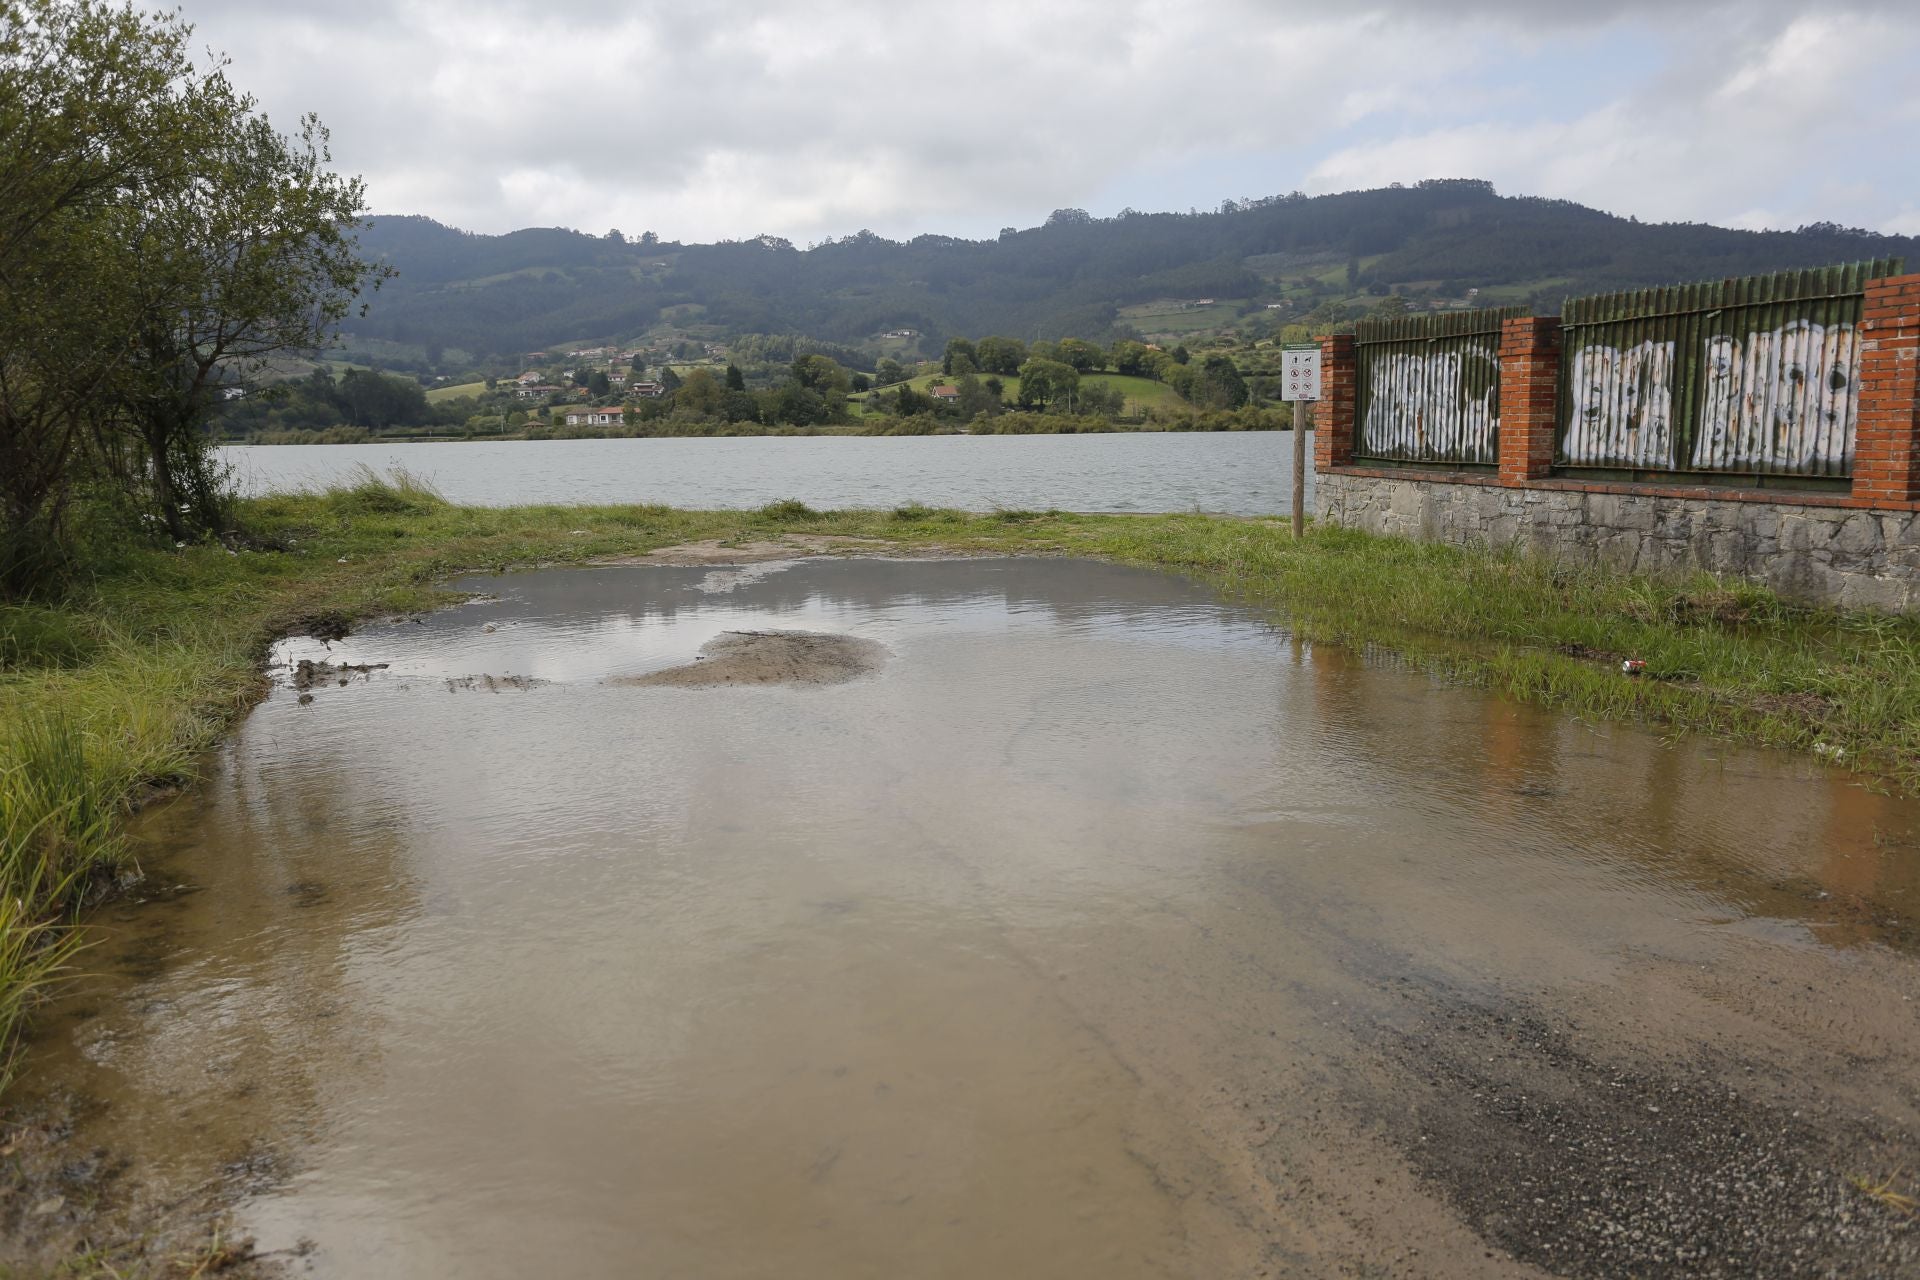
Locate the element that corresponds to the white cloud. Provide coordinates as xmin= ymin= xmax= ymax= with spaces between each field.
xmin=174 ymin=0 xmax=1920 ymax=242
xmin=1306 ymin=10 xmax=1919 ymax=232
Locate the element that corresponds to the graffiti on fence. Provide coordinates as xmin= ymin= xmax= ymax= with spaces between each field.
xmin=1358 ymin=343 xmax=1500 ymax=464
xmin=1557 ymin=259 xmax=1896 ymax=476
xmin=1562 ymin=339 xmax=1676 ymax=469
xmin=1693 ymin=320 xmax=1859 ymax=474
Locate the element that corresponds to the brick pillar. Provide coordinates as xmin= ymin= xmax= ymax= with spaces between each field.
xmin=1314 ymin=333 xmax=1356 ymax=470
xmin=1498 ymin=316 xmax=1561 ymax=485
xmin=1855 ymin=273 xmax=1920 ymax=507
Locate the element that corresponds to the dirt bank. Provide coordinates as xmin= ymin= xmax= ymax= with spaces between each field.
xmin=615 ymin=630 xmax=889 ymax=688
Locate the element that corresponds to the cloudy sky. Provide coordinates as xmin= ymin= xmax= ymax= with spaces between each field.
xmin=176 ymin=0 xmax=1920 ymax=244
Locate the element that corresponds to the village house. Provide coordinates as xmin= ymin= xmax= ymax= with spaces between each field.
xmin=929 ymin=385 xmax=960 ymax=404
xmin=514 ymin=371 xmax=543 ymax=385
xmin=563 ymin=407 xmax=625 ymax=426
xmin=516 ymin=383 xmax=564 ymax=399
xmin=629 ymin=381 xmax=666 ymax=398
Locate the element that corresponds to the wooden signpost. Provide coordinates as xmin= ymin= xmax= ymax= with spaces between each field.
xmin=1280 ymin=344 xmax=1320 ymax=539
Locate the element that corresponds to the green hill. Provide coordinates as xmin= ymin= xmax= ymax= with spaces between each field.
xmin=343 ymin=181 xmax=1914 ymax=369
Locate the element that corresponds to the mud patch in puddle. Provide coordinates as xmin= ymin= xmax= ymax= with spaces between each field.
xmin=615 ymin=629 xmax=887 ymax=688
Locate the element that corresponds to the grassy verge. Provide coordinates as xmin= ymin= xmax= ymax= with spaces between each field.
xmin=2 ymin=473 xmax=1918 ymax=1086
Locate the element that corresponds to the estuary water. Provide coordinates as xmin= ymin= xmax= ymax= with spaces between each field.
xmin=220 ymin=430 xmax=1313 ymax=514
xmin=8 ymin=557 xmax=1918 ymax=1278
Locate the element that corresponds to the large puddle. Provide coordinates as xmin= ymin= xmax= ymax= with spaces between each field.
xmin=9 ymin=558 xmax=1920 ymax=1277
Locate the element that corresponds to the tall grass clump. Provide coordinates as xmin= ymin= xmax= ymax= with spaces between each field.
xmin=756 ymin=499 xmax=823 ymax=522
xmin=0 ymin=711 xmax=136 ymax=1084
xmin=322 ymin=464 xmax=449 ymax=517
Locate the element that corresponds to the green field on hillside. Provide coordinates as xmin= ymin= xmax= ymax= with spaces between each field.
xmin=1117 ymin=301 xmax=1245 ymax=336
xmin=426 ymin=380 xmax=489 ymax=403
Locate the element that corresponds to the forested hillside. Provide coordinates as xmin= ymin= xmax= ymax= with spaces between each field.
xmin=343 ymin=180 xmax=1913 ymax=366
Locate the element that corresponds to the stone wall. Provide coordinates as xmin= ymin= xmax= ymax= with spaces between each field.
xmin=1317 ymin=470 xmax=1920 ymax=612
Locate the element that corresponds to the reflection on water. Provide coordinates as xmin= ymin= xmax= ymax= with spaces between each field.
xmin=14 ymin=558 xmax=1918 ymax=1278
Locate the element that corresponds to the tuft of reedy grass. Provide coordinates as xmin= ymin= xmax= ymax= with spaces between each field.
xmin=0 ymin=712 xmax=133 ymax=1089
xmin=755 ymin=499 xmax=821 ymax=522
xmin=1848 ymin=1169 xmax=1917 ymax=1217
xmin=319 ymin=464 xmax=449 ymax=517
xmin=890 ymin=502 xmax=966 ymax=523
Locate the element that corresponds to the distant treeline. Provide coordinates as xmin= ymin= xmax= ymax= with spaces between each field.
xmin=218 ymin=368 xmax=472 ymax=439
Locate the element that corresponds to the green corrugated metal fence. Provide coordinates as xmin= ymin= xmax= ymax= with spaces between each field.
xmin=1354 ymin=308 xmax=1524 ymax=465
xmin=1556 ymin=259 xmax=1903 ymax=478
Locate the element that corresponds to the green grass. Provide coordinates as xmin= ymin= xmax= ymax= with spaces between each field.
xmin=2 ymin=477 xmax=1918 ymax=1093
xmin=1079 ymin=373 xmax=1184 ymax=413
xmin=426 ymin=380 xmax=489 ymax=403
xmin=1116 ymin=301 xmax=1246 ymax=336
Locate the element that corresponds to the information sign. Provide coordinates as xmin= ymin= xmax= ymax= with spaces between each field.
xmin=1281 ymin=345 xmax=1320 ymax=402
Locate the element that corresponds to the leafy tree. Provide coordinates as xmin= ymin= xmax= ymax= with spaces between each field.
xmin=588 ymin=370 xmax=611 ymax=396
xmin=1171 ymin=345 xmax=1191 ymax=365
xmin=1056 ymin=338 xmax=1105 ymax=373
xmin=849 ymin=372 xmax=870 ymax=392
xmin=1077 ymin=382 xmax=1127 ymax=416
xmin=1109 ymin=340 xmax=1155 ymax=378
xmin=1016 ymin=358 xmax=1078 ymax=409
xmin=0 ymin=0 xmax=199 ymax=582
xmin=875 ymin=357 xmax=907 ymax=386
xmin=942 ymin=337 xmax=976 ymax=376
xmin=1 ymin=0 xmax=381 ymax=577
xmin=111 ymin=105 xmax=382 ymax=539
xmin=974 ymin=336 xmax=1027 ymax=376
xmin=1191 ymin=354 xmax=1248 ymax=409
xmin=724 ymin=362 xmax=746 ymax=391
xmin=762 ymin=381 xmax=829 ymax=425
xmin=676 ymin=368 xmax=727 ymax=417
xmin=789 ymin=353 xmax=850 ymax=398
xmin=337 ymin=369 xmax=429 ymax=427
xmin=1166 ymin=362 xmax=1197 ymax=401
xmin=955 ymin=371 xmax=999 ymax=419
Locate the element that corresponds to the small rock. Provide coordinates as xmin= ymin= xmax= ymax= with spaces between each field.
xmin=30 ymin=1195 xmax=64 ymax=1216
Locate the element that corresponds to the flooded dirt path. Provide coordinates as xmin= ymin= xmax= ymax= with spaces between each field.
xmin=5 ymin=558 xmax=1918 ymax=1277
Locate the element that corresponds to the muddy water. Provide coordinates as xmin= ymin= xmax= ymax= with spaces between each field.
xmin=11 ymin=558 xmax=1920 ymax=1278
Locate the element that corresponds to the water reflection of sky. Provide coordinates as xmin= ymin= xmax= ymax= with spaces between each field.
xmin=275 ymin=557 xmax=1282 ymax=686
